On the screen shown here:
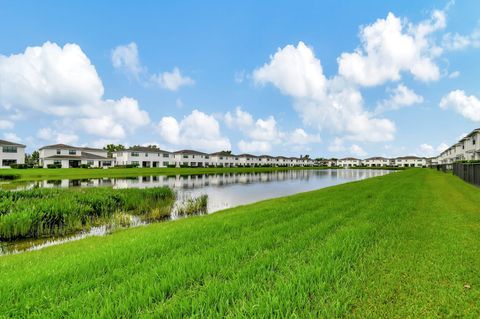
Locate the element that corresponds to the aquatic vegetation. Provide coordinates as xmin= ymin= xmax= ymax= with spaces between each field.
xmin=176 ymin=194 xmax=208 ymax=216
xmin=0 ymin=187 xmax=175 ymax=240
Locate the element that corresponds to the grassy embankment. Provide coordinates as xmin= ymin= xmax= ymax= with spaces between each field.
xmin=0 ymin=187 xmax=175 ymax=240
xmin=0 ymin=169 xmax=479 ymax=317
xmin=0 ymin=166 xmax=328 ymax=182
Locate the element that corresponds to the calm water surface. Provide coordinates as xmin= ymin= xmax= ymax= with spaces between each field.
xmin=6 ymin=169 xmax=393 ymax=213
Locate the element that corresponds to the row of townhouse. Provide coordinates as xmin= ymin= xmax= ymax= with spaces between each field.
xmin=113 ymin=148 xmax=316 ymax=168
xmin=337 ymin=156 xmax=428 ymax=168
xmin=437 ymin=128 xmax=480 ymax=164
xmin=31 ymin=144 xmax=318 ymax=168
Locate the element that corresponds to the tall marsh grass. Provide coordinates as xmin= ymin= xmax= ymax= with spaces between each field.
xmin=0 ymin=187 xmax=175 ymax=240
xmin=176 ymin=195 xmax=208 ymax=216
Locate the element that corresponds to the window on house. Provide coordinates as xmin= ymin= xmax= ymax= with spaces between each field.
xmin=56 ymin=149 xmax=61 ymax=155
xmin=474 ymin=139 xmax=476 ymax=145
xmin=163 ymin=161 xmax=169 ymax=166
xmin=163 ymin=153 xmax=169 ymax=158
xmin=2 ymin=159 xmax=16 ymax=166
xmin=131 ymin=152 xmax=139 ymax=157
xmin=131 ymin=161 xmax=139 ymax=166
xmin=145 ymin=153 xmax=148 ymax=157
xmin=69 ymin=150 xmax=76 ymax=155
xmin=183 ymin=155 xmax=188 ymax=159
xmin=2 ymin=146 xmax=17 ymax=153
xmin=87 ymin=160 xmax=94 ymax=166
xmin=53 ymin=160 xmax=61 ymax=165
xmin=205 ymin=156 xmax=209 ymax=159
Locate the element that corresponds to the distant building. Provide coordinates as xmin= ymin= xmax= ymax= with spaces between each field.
xmin=0 ymin=139 xmax=26 ymax=168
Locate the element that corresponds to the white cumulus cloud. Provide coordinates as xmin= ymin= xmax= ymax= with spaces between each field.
xmin=253 ymin=42 xmax=395 ymax=143
xmin=112 ymin=42 xmax=194 ymax=91
xmin=37 ymin=128 xmax=79 ymax=145
xmin=419 ymin=142 xmax=449 ymax=157
xmin=0 ymin=120 xmax=14 ymax=130
xmin=150 ymin=67 xmax=195 ymax=91
xmin=3 ymin=132 xmax=21 ymax=143
xmin=350 ymin=144 xmax=367 ymax=157
xmin=157 ymin=109 xmax=231 ymax=152
xmin=440 ymin=90 xmax=480 ymax=122
xmin=376 ymin=84 xmax=424 ymax=113
xmin=0 ymin=42 xmax=150 ymax=140
xmin=338 ymin=11 xmax=444 ymax=86
xmin=111 ymin=42 xmax=144 ymax=79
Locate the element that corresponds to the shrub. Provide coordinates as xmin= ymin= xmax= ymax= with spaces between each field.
xmin=47 ymin=164 xmax=62 ymax=169
xmin=9 ymin=164 xmax=28 ymax=169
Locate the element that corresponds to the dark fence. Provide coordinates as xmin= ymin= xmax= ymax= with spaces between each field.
xmin=452 ymin=163 xmax=480 ymax=186
xmin=433 ymin=164 xmax=452 ymax=173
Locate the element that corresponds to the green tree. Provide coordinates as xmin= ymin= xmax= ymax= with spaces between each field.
xmin=103 ymin=144 xmax=126 ymax=158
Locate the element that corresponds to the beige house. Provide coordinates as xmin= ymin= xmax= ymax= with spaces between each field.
xmin=39 ymin=144 xmax=112 ymax=168
xmin=0 ymin=139 xmax=25 ymax=168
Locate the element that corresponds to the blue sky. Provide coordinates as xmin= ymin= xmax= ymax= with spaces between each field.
xmin=1 ymin=0 xmax=480 ymax=158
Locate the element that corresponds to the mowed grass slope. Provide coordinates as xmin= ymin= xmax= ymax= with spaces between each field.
xmin=0 ymin=169 xmax=479 ymax=318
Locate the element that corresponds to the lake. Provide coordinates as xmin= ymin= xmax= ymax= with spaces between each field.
xmin=5 ymin=169 xmax=394 ymax=213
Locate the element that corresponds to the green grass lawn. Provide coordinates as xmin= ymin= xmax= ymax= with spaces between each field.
xmin=0 ymin=169 xmax=479 ymax=318
xmin=0 ymin=166 xmax=327 ymax=182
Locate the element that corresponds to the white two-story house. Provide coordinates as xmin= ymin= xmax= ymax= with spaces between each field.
xmin=337 ymin=157 xmax=361 ymax=167
xmin=0 ymin=139 xmax=26 ymax=168
xmin=209 ymin=152 xmax=239 ymax=167
xmin=237 ymin=154 xmax=260 ymax=166
xmin=113 ymin=147 xmax=173 ymax=168
xmin=394 ymin=156 xmax=426 ymax=167
xmin=362 ymin=157 xmax=390 ymax=167
xmin=462 ymin=128 xmax=480 ymax=160
xmin=39 ymin=144 xmax=112 ymax=168
xmin=173 ymin=150 xmax=210 ymax=167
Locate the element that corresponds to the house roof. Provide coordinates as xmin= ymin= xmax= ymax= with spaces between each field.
xmin=39 ymin=144 xmax=104 ymax=151
xmin=124 ymin=146 xmax=169 ymax=153
xmin=173 ymin=149 xmax=207 ymax=155
xmin=44 ymin=151 xmax=110 ymax=160
xmin=395 ymin=156 xmax=424 ymax=160
xmin=339 ymin=157 xmax=360 ymax=160
xmin=210 ymin=151 xmax=235 ymax=156
xmin=0 ymin=139 xmax=25 ymax=147
xmin=364 ymin=156 xmax=389 ymax=160
xmin=259 ymin=155 xmax=274 ymax=158
xmin=237 ymin=153 xmax=258 ymax=158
